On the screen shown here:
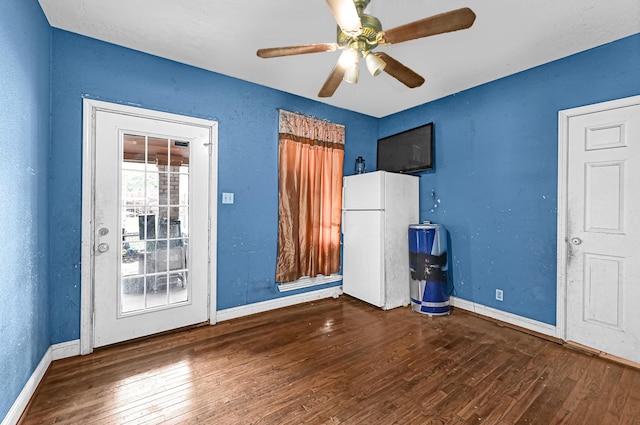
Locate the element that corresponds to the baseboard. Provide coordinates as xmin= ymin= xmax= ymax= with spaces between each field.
xmin=1 ymin=339 xmax=81 ymax=425
xmin=217 ymin=286 xmax=343 ymax=322
xmin=450 ymin=296 xmax=557 ymax=338
xmin=2 ymin=347 xmax=51 ymax=425
xmin=51 ymin=339 xmax=81 ymax=360
xmin=215 ymin=292 xmax=555 ymax=337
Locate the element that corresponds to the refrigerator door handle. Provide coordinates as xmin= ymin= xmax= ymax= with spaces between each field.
xmin=341 ymin=210 xmax=345 ymax=234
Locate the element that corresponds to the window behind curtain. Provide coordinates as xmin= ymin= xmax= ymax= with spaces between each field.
xmin=276 ymin=110 xmax=344 ymax=283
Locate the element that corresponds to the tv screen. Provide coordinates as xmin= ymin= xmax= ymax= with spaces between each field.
xmin=377 ymin=122 xmax=434 ymax=173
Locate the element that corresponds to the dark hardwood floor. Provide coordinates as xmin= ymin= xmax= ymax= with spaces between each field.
xmin=20 ymin=296 xmax=640 ymax=424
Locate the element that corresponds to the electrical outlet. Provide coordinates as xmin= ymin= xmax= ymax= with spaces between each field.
xmin=495 ymin=289 xmax=504 ymax=302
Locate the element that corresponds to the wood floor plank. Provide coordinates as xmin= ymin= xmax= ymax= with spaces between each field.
xmin=615 ymin=366 xmax=640 ymax=425
xmin=18 ymin=296 xmax=640 ymax=424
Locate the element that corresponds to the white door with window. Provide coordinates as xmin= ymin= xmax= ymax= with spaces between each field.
xmin=559 ymin=96 xmax=640 ymax=363
xmin=82 ymin=99 xmax=217 ymax=350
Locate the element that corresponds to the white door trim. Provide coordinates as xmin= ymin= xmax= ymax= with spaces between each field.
xmin=81 ymin=98 xmax=218 ymax=355
xmin=556 ymin=94 xmax=640 ymax=341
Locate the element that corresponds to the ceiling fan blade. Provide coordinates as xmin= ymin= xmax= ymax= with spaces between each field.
xmin=257 ymin=43 xmax=339 ymax=58
xmin=318 ymin=59 xmax=347 ymax=97
xmin=381 ymin=7 xmax=476 ymax=45
xmin=325 ymin=0 xmax=363 ymax=36
xmin=375 ymin=52 xmax=425 ymax=88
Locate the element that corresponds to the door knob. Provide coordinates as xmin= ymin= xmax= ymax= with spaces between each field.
xmin=97 ymin=243 xmax=110 ymax=253
xmin=98 ymin=227 xmax=109 ymax=236
xmin=570 ymin=237 xmax=582 ymax=245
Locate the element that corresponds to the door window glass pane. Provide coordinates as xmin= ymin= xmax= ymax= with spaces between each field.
xmin=120 ymin=134 xmax=192 ymax=315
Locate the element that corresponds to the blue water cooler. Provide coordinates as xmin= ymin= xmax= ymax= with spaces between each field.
xmin=408 ymin=223 xmax=450 ymax=316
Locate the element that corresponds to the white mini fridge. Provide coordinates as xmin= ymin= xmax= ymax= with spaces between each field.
xmin=342 ymin=171 xmax=419 ymax=309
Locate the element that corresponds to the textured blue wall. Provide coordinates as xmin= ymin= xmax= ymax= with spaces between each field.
xmin=49 ymin=30 xmax=378 ymax=343
xmin=379 ymin=34 xmax=640 ymax=325
xmin=0 ymin=0 xmax=51 ymax=419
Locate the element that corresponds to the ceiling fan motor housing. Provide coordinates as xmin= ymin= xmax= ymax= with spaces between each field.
xmin=337 ymin=13 xmax=382 ymax=53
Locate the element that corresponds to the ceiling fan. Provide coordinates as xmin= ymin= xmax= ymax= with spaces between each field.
xmin=256 ymin=0 xmax=476 ymax=97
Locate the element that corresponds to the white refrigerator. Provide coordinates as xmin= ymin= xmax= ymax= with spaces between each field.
xmin=342 ymin=171 xmax=419 ymax=309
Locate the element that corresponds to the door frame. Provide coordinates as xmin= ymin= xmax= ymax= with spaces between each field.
xmin=80 ymin=98 xmax=218 ymax=355
xmin=556 ymin=94 xmax=640 ymax=342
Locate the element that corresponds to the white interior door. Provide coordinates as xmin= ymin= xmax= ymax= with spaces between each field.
xmin=342 ymin=210 xmax=384 ymax=307
xmin=88 ymin=103 xmax=215 ymax=348
xmin=562 ymin=99 xmax=640 ymax=363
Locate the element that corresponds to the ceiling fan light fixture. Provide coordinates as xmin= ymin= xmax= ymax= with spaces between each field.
xmin=338 ymin=47 xmax=359 ymax=67
xmin=338 ymin=47 xmax=360 ymax=84
xmin=343 ymin=62 xmax=359 ymax=84
xmin=364 ymin=51 xmax=386 ymax=76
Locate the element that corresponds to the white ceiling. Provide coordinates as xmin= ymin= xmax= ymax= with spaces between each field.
xmin=38 ymin=0 xmax=640 ymax=118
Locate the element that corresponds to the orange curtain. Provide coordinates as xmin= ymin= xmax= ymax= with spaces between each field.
xmin=276 ymin=110 xmax=345 ymax=283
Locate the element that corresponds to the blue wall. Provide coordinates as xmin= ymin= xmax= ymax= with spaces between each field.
xmin=49 ymin=30 xmax=378 ymax=343
xmin=379 ymin=34 xmax=640 ymax=325
xmin=0 ymin=0 xmax=51 ymax=419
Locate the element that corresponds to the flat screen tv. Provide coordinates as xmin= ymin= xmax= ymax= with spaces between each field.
xmin=377 ymin=122 xmax=434 ymax=173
